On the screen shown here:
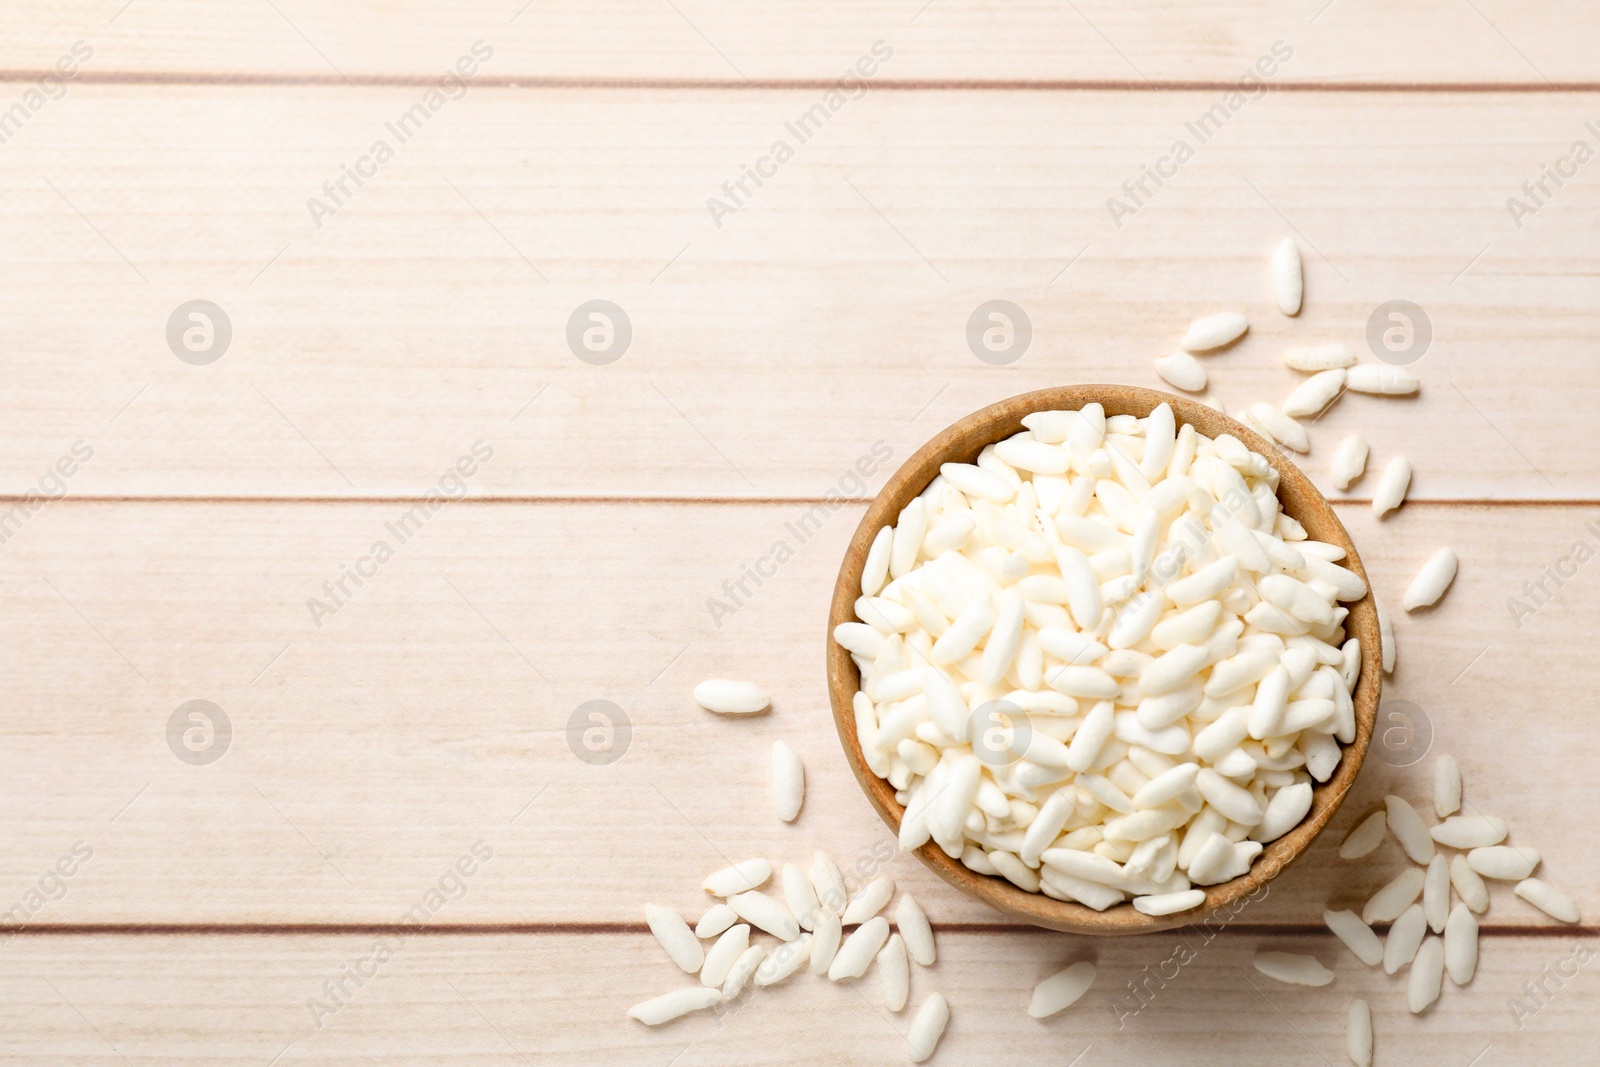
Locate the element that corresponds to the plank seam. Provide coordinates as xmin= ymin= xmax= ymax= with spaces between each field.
xmin=7 ymin=922 xmax=1590 ymax=937
xmin=0 ymin=496 xmax=1591 ymax=507
xmin=1 ymin=72 xmax=1599 ymax=91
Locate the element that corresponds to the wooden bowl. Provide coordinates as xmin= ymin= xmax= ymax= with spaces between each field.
xmin=826 ymin=385 xmax=1380 ymax=935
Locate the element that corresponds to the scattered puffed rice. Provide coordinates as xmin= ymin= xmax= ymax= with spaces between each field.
xmin=1028 ymin=960 xmax=1097 ymax=1018
xmin=895 ymin=894 xmax=937 ymax=966
xmin=1324 ymin=908 xmax=1383 ymax=967
xmin=1514 ymin=878 xmax=1580 ymax=923
xmin=704 ymin=859 xmax=772 ymax=897
xmin=771 ymin=740 xmax=805 ymax=822
xmin=1444 ymin=903 xmax=1478 ymax=985
xmin=1272 ymin=237 xmax=1303 ymax=316
xmin=1284 ymin=343 xmax=1354 ymax=372
xmin=1347 ymin=364 xmax=1420 ymax=396
xmin=693 ymin=679 xmax=771 ymax=715
xmin=1403 ymin=547 xmax=1457 ymax=611
xmin=1385 ymin=795 xmax=1435 ymax=864
xmin=1363 ymin=867 xmax=1425 ymax=924
xmin=1282 ymin=369 xmax=1345 ymax=419
xmin=1433 ymin=755 xmax=1461 ymax=818
xmin=1330 ymin=434 xmax=1369 ymax=491
xmin=908 ymin=993 xmax=950 ymax=1063
xmin=1467 ymin=846 xmax=1540 ymax=881
xmin=1408 ymin=936 xmax=1444 ymax=1013
xmin=1347 ymin=998 xmax=1373 ymax=1067
xmin=1253 ymin=951 xmax=1335 ymax=986
xmin=1182 ymin=312 xmax=1249 ymax=351
xmin=1384 ymin=903 xmax=1426 ymax=974
xmin=1372 ymin=456 xmax=1412 ymax=518
xmin=879 ymin=933 xmax=910 ymax=1011
xmin=1154 ymin=351 xmax=1208 ymax=392
xmin=628 ymin=986 xmax=722 ymax=1025
xmin=1339 ymin=810 xmax=1387 ymax=860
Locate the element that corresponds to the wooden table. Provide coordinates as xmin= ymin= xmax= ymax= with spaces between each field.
xmin=1 ymin=4 xmax=1595 ymax=1063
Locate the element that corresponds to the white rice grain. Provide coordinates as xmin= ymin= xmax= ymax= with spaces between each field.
xmin=1330 ymin=434 xmax=1369 ymax=491
xmin=1272 ymin=236 xmax=1303 ymax=315
xmin=1247 ymin=403 xmax=1310 ymax=453
xmin=907 ymin=993 xmax=950 ymax=1063
xmin=722 ymin=944 xmax=766 ymax=1000
xmin=1284 ymin=343 xmax=1355 ymax=372
xmin=1348 ymin=364 xmax=1421 ymax=395
xmin=1408 ymin=936 xmax=1444 ymax=1013
xmin=1154 ymin=352 xmax=1208 ymax=393
xmin=1347 ymin=998 xmax=1373 ymax=1067
xmin=1433 ymin=754 xmax=1462 ymax=818
xmin=1424 ymin=854 xmax=1450 ymax=933
xmin=1467 ymin=846 xmax=1540 ymax=881
xmin=1324 ymin=908 xmax=1384 ymax=967
xmin=828 ymin=916 xmax=890 ymax=981
xmin=809 ymin=851 xmax=847 ymax=915
xmin=842 ymin=873 xmax=895 ymax=925
xmin=1181 ymin=312 xmax=1249 ymax=352
xmin=700 ymin=924 xmax=750 ymax=988
xmin=861 ymin=526 xmax=894 ymax=596
xmin=1253 ymin=951 xmax=1335 ymax=986
xmin=895 ymin=893 xmax=937 ymax=966
xmin=1444 ymin=903 xmax=1478 ymax=985
xmin=1515 ymin=878 xmax=1580 ymax=923
xmin=695 ymin=903 xmax=737 ymax=939
xmin=753 ymin=933 xmax=812 ymax=988
xmin=1376 ymin=600 xmax=1396 ymax=674
xmin=727 ymin=891 xmax=800 ymax=941
xmin=782 ymin=863 xmax=820 ymax=932
xmin=1372 ymin=456 xmax=1412 ymax=518
xmin=1431 ymin=815 xmax=1506 ymax=849
xmin=810 ymin=909 xmax=842 ymax=975
xmin=1383 ymin=903 xmax=1427 ymax=974
xmin=1450 ymin=854 xmax=1490 ymax=914
xmin=1132 ymin=889 xmax=1206 ymax=916
xmin=1250 ymin=782 xmax=1313 ymax=844
xmin=703 ymin=859 xmax=772 ymax=897
xmin=1403 ymin=547 xmax=1458 ymax=611
xmin=1028 ymin=960 xmax=1097 ymax=1018
xmin=627 ymin=986 xmax=723 ymax=1025
xmin=1385 ymin=795 xmax=1435 ymax=864
xmin=693 ymin=679 xmax=771 ymax=715
xmin=645 ymin=904 xmax=704 ymax=974
xmin=879 ymin=933 xmax=910 ymax=1011
xmin=890 ymin=499 xmax=928 ymax=578
xmin=1282 ymin=369 xmax=1345 ymax=419
xmin=1339 ymin=810 xmax=1387 ymax=860
xmin=1363 ymin=867 xmax=1426 ymax=924
xmin=771 ymin=740 xmax=805 ymax=822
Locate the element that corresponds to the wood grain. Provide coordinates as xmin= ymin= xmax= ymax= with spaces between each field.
xmin=0 ymin=498 xmax=1591 ymax=926
xmin=1 ymin=931 xmax=1594 ymax=1064
xmin=2 ymin=5 xmax=1597 ymax=1060
xmin=1 ymin=2 xmax=1597 ymax=85
xmin=0 ymin=90 xmax=1595 ymax=500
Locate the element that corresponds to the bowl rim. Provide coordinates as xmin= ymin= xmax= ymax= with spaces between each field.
xmin=826 ymin=384 xmax=1381 ymax=935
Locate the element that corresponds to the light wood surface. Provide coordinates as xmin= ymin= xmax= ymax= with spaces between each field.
xmin=1 ymin=88 xmax=1597 ymax=498
xmin=3 ymin=2 xmax=1599 ymax=84
xmin=1 ymin=3 xmax=1596 ymax=1062
xmin=1 ymin=932 xmax=1593 ymax=1065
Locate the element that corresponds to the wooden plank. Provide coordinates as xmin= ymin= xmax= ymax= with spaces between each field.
xmin=1 ymin=930 xmax=1594 ymax=1063
xmin=0 ymin=499 xmax=1592 ymax=924
xmin=1 ymin=2 xmax=1597 ymax=85
xmin=0 ymin=87 xmax=1596 ymax=500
